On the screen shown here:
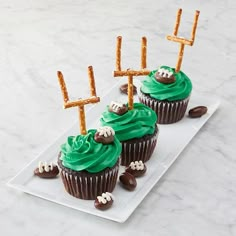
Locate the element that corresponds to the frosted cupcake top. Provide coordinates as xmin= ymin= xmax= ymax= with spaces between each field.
xmin=141 ymin=65 xmax=192 ymax=101
xmin=100 ymin=102 xmax=157 ymax=141
xmin=60 ymin=129 xmax=121 ymax=173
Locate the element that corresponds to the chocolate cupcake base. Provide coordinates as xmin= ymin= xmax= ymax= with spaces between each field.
xmin=58 ymin=155 xmax=120 ymax=200
xmin=120 ymin=124 xmax=158 ymax=166
xmin=139 ymin=91 xmax=190 ymax=124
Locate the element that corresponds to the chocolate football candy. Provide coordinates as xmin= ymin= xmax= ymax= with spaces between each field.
xmin=125 ymin=160 xmax=147 ymax=177
xmin=120 ymin=83 xmax=137 ymax=95
xmin=188 ymin=106 xmax=208 ymax=118
xmin=119 ymin=172 xmax=137 ymax=191
xmin=34 ymin=161 xmax=59 ymax=178
xmin=155 ymin=68 xmax=176 ymax=84
xmin=108 ymin=101 xmax=128 ymax=115
xmin=94 ymin=192 xmax=114 ymax=210
xmin=94 ymin=126 xmax=115 ymax=144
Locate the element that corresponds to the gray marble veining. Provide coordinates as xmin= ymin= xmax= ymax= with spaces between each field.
xmin=1 ymin=0 xmax=236 ymax=235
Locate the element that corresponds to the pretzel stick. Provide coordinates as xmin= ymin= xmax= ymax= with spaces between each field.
xmin=57 ymin=68 xmax=100 ymax=135
xmin=57 ymin=71 xmax=69 ymax=103
xmin=113 ymin=36 xmax=151 ymax=109
xmin=128 ymin=75 xmax=134 ymax=110
xmin=166 ymin=36 xmax=193 ymax=46
xmin=141 ymin=37 xmax=147 ymax=69
xmin=175 ymin=43 xmax=185 ymax=72
xmin=116 ymin=36 xmax=122 ymax=71
xmin=88 ymin=66 xmax=97 ymax=96
xmin=114 ymin=69 xmax=150 ymax=77
xmin=64 ymin=97 xmax=100 ymax=109
xmin=167 ymin=9 xmax=200 ymax=72
xmin=191 ymin=10 xmax=200 ymax=43
xmin=173 ymin=8 xmax=182 ymax=36
xmin=79 ymin=106 xmax=87 ymax=135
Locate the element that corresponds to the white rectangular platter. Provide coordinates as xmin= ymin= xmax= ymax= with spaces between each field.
xmin=7 ymin=79 xmax=220 ymax=223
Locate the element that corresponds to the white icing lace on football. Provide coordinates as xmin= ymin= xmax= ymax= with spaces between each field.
xmin=157 ymin=68 xmax=173 ymax=78
xmin=129 ymin=161 xmax=145 ymax=170
xmin=38 ymin=161 xmax=54 ymax=173
xmin=97 ymin=192 xmax=113 ymax=204
xmin=110 ymin=101 xmax=124 ymax=112
xmin=97 ymin=126 xmax=115 ymax=137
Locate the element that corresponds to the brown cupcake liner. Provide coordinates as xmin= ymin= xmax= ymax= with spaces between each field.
xmin=58 ymin=156 xmax=120 ymax=200
xmin=139 ymin=91 xmax=190 ymax=124
xmin=120 ymin=124 xmax=159 ymax=166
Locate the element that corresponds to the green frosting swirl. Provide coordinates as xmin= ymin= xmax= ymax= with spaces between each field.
xmin=141 ymin=65 xmax=192 ymax=101
xmin=100 ymin=103 xmax=157 ymax=141
xmin=60 ymin=129 xmax=121 ymax=173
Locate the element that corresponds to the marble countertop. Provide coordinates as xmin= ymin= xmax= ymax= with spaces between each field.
xmin=1 ymin=0 xmax=236 ymax=235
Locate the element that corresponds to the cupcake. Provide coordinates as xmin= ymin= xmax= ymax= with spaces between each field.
xmin=57 ymin=67 xmax=121 ymax=200
xmin=58 ymin=126 xmax=121 ymax=200
xmin=139 ymin=65 xmax=192 ymax=124
xmin=100 ymin=101 xmax=158 ymax=166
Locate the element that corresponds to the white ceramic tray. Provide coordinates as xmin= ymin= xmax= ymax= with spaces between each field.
xmin=7 ymin=79 xmax=220 ymax=223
